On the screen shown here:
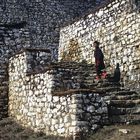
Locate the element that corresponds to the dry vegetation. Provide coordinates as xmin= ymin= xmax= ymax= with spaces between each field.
xmin=0 ymin=118 xmax=140 ymax=140
xmin=0 ymin=118 xmax=66 ymax=140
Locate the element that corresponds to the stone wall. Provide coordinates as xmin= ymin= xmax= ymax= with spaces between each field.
xmin=0 ymin=0 xmax=103 ymax=120
xmin=59 ymin=0 xmax=140 ymax=90
xmin=8 ymin=50 xmax=108 ymax=137
xmin=0 ymin=25 xmax=30 ymax=120
xmin=0 ymin=0 xmax=103 ymax=61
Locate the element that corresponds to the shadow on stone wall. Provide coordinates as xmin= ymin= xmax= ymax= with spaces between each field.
xmin=60 ymin=38 xmax=82 ymax=62
xmin=0 ymin=117 xmax=73 ymax=140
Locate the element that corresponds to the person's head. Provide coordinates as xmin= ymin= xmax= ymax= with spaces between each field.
xmin=93 ymin=41 xmax=100 ymax=48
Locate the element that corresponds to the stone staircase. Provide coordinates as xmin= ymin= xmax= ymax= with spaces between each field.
xmin=49 ymin=61 xmax=140 ymax=125
xmin=45 ymin=61 xmax=96 ymax=92
xmin=93 ymin=79 xmax=140 ymax=125
xmin=108 ymin=90 xmax=140 ymax=124
xmin=50 ymin=61 xmax=140 ymax=126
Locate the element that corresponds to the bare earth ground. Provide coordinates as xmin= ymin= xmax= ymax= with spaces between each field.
xmin=0 ymin=118 xmax=140 ymax=140
xmin=88 ymin=125 xmax=140 ymax=140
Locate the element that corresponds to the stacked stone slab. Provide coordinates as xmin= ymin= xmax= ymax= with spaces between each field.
xmin=108 ymin=90 xmax=140 ymax=124
xmin=0 ymin=61 xmax=8 ymax=119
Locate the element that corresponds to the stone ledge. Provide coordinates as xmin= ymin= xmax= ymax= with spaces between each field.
xmin=110 ymin=99 xmax=140 ymax=108
xmin=52 ymin=89 xmax=106 ymax=96
xmin=24 ymin=48 xmax=51 ymax=53
xmin=9 ymin=48 xmax=51 ymax=60
xmin=109 ymin=114 xmax=140 ymax=124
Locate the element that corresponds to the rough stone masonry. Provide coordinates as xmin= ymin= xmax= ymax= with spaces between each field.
xmin=8 ymin=49 xmax=108 ymax=137
xmin=0 ymin=0 xmax=139 ymax=138
xmin=59 ymin=0 xmax=140 ymax=90
xmin=0 ymin=0 xmax=102 ymax=121
xmin=0 ymin=0 xmax=98 ymax=61
xmin=0 ymin=25 xmax=30 ymax=120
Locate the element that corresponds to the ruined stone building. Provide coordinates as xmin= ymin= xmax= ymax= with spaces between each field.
xmin=0 ymin=0 xmax=140 ymax=139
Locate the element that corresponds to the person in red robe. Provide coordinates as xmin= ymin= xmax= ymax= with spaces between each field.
xmin=93 ymin=41 xmax=106 ymax=79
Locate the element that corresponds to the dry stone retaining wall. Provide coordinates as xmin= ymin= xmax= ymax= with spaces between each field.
xmin=59 ymin=0 xmax=140 ymax=90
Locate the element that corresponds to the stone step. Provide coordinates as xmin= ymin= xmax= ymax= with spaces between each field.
xmin=0 ymin=98 xmax=8 ymax=101
xmin=109 ymin=114 xmax=140 ymax=124
xmin=98 ymin=82 xmax=121 ymax=87
xmin=0 ymin=71 xmax=7 ymax=75
xmin=80 ymin=84 xmax=97 ymax=89
xmin=89 ymin=73 xmax=97 ymax=76
xmin=0 ymin=83 xmax=8 ymax=87
xmin=97 ymin=85 xmax=121 ymax=94
xmin=84 ymin=76 xmax=94 ymax=83
xmin=0 ymin=75 xmax=7 ymax=79
xmin=109 ymin=99 xmax=140 ymax=108
xmin=86 ymin=83 xmax=98 ymax=88
xmin=107 ymin=90 xmax=137 ymax=96
xmin=0 ymin=107 xmax=8 ymax=111
xmin=109 ymin=106 xmax=140 ymax=115
xmin=0 ymin=112 xmax=8 ymax=119
xmin=110 ymin=94 xmax=140 ymax=100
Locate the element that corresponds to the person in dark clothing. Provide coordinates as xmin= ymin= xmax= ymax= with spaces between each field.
xmin=113 ymin=63 xmax=121 ymax=82
xmin=107 ymin=63 xmax=121 ymax=83
xmin=93 ymin=41 xmax=106 ymax=79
